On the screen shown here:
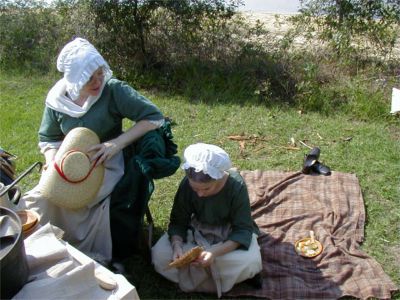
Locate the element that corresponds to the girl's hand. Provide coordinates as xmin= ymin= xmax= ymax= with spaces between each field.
xmin=193 ymin=250 xmax=214 ymax=268
xmin=172 ymin=241 xmax=183 ymax=261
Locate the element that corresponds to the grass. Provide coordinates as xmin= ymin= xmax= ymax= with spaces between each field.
xmin=0 ymin=71 xmax=399 ymax=299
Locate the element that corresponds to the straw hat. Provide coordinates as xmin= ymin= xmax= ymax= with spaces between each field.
xmin=38 ymin=127 xmax=105 ymax=210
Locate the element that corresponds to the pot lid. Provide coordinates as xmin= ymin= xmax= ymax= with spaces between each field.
xmin=0 ymin=207 xmax=22 ymax=260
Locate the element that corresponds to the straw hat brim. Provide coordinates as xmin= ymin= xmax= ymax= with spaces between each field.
xmin=38 ymin=127 xmax=105 ymax=210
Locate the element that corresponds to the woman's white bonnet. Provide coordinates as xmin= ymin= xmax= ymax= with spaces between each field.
xmin=56 ymin=38 xmax=112 ymax=100
xmin=182 ymin=143 xmax=232 ymax=180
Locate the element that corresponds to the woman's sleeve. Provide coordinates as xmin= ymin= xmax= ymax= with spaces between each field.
xmin=167 ymin=179 xmax=192 ymax=241
xmin=111 ymin=80 xmax=164 ymax=122
xmin=38 ymin=107 xmax=64 ymax=143
xmin=227 ymin=181 xmax=254 ymax=250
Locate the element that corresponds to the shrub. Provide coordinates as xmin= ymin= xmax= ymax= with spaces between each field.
xmin=0 ymin=0 xmax=61 ymax=72
xmin=290 ymin=0 xmax=400 ymax=61
xmin=86 ymin=1 xmax=242 ymax=75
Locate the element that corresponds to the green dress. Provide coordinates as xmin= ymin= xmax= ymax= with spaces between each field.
xmin=168 ymin=170 xmax=259 ymax=250
xmin=32 ymin=77 xmax=180 ymax=260
xmin=38 ymin=78 xmax=163 ymax=142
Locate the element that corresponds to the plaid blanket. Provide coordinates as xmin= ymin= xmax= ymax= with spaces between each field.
xmin=227 ymin=170 xmax=398 ymax=299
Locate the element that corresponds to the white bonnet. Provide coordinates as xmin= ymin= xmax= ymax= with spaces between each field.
xmin=57 ymin=38 xmax=112 ymax=100
xmin=182 ymin=143 xmax=232 ymax=180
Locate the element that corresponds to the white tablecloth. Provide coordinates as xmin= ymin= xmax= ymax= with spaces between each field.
xmin=12 ymin=223 xmax=139 ymax=300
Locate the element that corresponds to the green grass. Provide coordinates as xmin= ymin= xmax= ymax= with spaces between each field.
xmin=0 ymin=72 xmax=399 ymax=299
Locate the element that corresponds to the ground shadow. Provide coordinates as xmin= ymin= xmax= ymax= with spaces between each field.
xmin=130 ymin=52 xmax=298 ymax=109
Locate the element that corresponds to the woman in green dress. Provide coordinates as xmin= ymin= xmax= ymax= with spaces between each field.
xmin=21 ymin=37 xmax=166 ymax=262
xmin=152 ymin=143 xmax=262 ymax=297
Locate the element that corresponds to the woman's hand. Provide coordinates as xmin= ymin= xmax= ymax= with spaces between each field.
xmin=43 ymin=148 xmax=58 ymax=171
xmin=88 ymin=141 xmax=119 ymax=166
xmin=88 ymin=120 xmax=159 ymax=166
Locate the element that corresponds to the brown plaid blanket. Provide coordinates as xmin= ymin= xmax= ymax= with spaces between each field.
xmin=227 ymin=170 xmax=398 ymax=299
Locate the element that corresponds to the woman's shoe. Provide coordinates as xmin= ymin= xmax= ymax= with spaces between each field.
xmin=312 ymin=161 xmax=331 ymax=176
xmin=302 ymin=147 xmax=320 ymax=174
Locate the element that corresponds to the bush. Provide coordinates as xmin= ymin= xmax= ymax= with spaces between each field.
xmin=87 ymin=1 xmax=244 ymax=76
xmin=290 ymin=0 xmax=400 ymax=61
xmin=0 ymin=0 xmax=61 ymax=71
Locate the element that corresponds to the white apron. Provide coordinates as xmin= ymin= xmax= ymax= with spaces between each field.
xmin=20 ymin=152 xmax=124 ymax=261
xmin=151 ymin=220 xmax=262 ymax=297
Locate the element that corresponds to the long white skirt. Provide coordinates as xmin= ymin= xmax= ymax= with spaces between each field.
xmin=19 ymin=153 xmax=124 ymax=261
xmin=152 ymin=232 xmax=262 ymax=294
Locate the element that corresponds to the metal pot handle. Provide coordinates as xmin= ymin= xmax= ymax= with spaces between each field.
xmin=0 ymin=162 xmax=42 ymax=197
xmin=9 ymin=186 xmax=22 ymax=205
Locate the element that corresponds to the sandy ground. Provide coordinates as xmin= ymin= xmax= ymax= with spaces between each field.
xmin=242 ymin=11 xmax=296 ymax=34
xmin=240 ymin=11 xmax=400 ymax=59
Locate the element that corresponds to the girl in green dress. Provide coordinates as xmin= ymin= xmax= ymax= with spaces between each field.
xmin=152 ymin=143 xmax=262 ymax=297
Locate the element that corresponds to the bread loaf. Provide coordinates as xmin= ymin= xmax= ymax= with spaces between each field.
xmin=167 ymin=246 xmax=204 ymax=269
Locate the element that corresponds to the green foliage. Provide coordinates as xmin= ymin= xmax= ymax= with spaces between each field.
xmin=53 ymin=0 xmax=98 ymax=45
xmin=291 ymin=0 xmax=400 ymax=60
xmin=0 ymin=0 xmax=246 ymax=75
xmin=0 ymin=0 xmax=61 ymax=71
xmin=87 ymin=0 xmax=242 ymax=75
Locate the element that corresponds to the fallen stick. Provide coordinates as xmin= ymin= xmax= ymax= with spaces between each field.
xmin=299 ymin=140 xmax=313 ymax=149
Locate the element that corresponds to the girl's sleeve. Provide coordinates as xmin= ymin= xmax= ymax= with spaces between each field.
xmin=227 ymin=182 xmax=254 ymax=250
xmin=167 ymin=179 xmax=193 ymax=241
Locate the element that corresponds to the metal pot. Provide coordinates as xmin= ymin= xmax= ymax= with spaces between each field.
xmin=0 ymin=206 xmax=29 ymax=299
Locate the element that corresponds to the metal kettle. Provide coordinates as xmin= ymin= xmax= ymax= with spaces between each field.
xmin=0 ymin=206 xmax=29 ymax=299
